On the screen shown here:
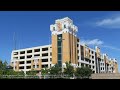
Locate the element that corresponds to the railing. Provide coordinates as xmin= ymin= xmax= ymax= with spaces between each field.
xmin=0 ymin=75 xmax=91 ymax=79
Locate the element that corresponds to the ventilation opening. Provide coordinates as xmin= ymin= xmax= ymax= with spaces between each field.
xmin=42 ymin=53 xmax=48 ymax=57
xmin=20 ymin=51 xmax=25 ymax=54
xmin=34 ymin=49 xmax=40 ymax=52
xmin=42 ymin=47 xmax=48 ymax=51
xmin=27 ymin=50 xmax=32 ymax=53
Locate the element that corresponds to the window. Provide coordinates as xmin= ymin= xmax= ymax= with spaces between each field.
xmin=42 ymin=64 xmax=48 ymax=68
xmin=42 ymin=59 xmax=48 ymax=62
xmin=92 ymin=61 xmax=94 ymax=64
xmin=58 ymin=54 xmax=61 ymax=60
xmin=27 ymin=66 xmax=31 ymax=69
xmin=77 ymin=44 xmax=79 ymax=47
xmin=89 ymin=60 xmax=91 ymax=63
xmin=81 ymin=63 xmax=84 ymax=67
xmin=53 ymin=27 xmax=55 ymax=31
xmin=14 ymin=52 xmax=18 ymax=55
xmin=13 ymin=57 xmax=18 ymax=59
xmin=92 ymin=51 xmax=94 ymax=54
xmin=50 ymin=52 xmax=52 ymax=56
xmin=92 ymin=56 xmax=94 ymax=59
xmin=20 ymin=56 xmax=25 ymax=59
xmin=27 ymin=50 xmax=32 ymax=53
xmin=89 ymin=65 xmax=91 ymax=68
xmin=50 ymin=58 xmax=52 ymax=61
xmin=37 ymin=65 xmax=39 ymax=68
xmin=64 ymin=24 xmax=66 ymax=28
xmin=81 ymin=45 xmax=84 ymax=60
xmin=34 ymin=49 xmax=40 ymax=52
xmin=93 ymin=66 xmax=94 ymax=69
xmin=19 ymin=66 xmax=24 ymax=69
xmin=58 ymin=41 xmax=61 ymax=46
xmin=58 ymin=47 xmax=61 ymax=53
xmin=42 ymin=53 xmax=48 ymax=57
xmin=85 ymin=58 xmax=88 ymax=62
xmin=42 ymin=47 xmax=48 ymax=51
xmin=27 ymin=55 xmax=32 ymax=58
xmin=34 ymin=54 xmax=40 ymax=57
xmin=86 ymin=64 xmax=88 ymax=67
xmin=33 ymin=65 xmax=35 ymax=68
xmin=58 ymin=61 xmax=62 ymax=66
xmin=20 ymin=51 xmax=25 ymax=54
xmin=77 ymin=38 xmax=79 ymax=42
xmin=19 ymin=61 xmax=24 ymax=64
xmin=101 ymin=67 xmax=102 ymax=70
xmin=78 ymin=56 xmax=79 ymax=60
xmin=27 ymin=61 xmax=31 ymax=64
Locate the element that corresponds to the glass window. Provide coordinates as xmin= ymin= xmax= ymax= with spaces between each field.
xmin=58 ymin=47 xmax=61 ymax=53
xmin=58 ymin=61 xmax=62 ymax=66
xmin=58 ymin=54 xmax=61 ymax=60
xmin=37 ymin=65 xmax=39 ymax=68
xmin=92 ymin=51 xmax=94 ymax=54
xmin=58 ymin=41 xmax=61 ymax=46
xmin=58 ymin=34 xmax=62 ymax=37
xmin=53 ymin=27 xmax=55 ymax=31
xmin=64 ymin=24 xmax=66 ymax=28
xmin=33 ymin=65 xmax=35 ymax=68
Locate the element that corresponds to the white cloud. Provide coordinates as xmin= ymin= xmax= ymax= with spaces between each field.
xmin=102 ymin=45 xmax=120 ymax=51
xmin=81 ymin=39 xmax=120 ymax=51
xmin=81 ymin=39 xmax=104 ymax=46
xmin=96 ymin=17 xmax=120 ymax=28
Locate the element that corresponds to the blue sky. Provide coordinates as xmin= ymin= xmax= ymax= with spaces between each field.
xmin=0 ymin=11 xmax=120 ymax=71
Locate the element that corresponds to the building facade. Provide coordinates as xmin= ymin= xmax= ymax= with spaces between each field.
xmin=11 ymin=17 xmax=118 ymax=74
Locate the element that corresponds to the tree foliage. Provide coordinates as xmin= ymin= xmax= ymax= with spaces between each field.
xmin=26 ymin=70 xmax=38 ymax=75
xmin=49 ymin=64 xmax=62 ymax=75
xmin=75 ymin=67 xmax=92 ymax=79
xmin=63 ymin=62 xmax=74 ymax=77
xmin=41 ymin=68 xmax=49 ymax=75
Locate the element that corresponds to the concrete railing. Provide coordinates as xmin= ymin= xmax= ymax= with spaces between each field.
xmin=91 ymin=73 xmax=120 ymax=79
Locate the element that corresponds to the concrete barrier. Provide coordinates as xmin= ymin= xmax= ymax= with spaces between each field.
xmin=91 ymin=73 xmax=120 ymax=79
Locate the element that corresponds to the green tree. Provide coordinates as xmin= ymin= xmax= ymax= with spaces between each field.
xmin=49 ymin=64 xmax=62 ymax=78
xmin=26 ymin=70 xmax=38 ymax=75
xmin=63 ymin=61 xmax=74 ymax=78
xmin=41 ymin=68 xmax=49 ymax=79
xmin=41 ymin=68 xmax=49 ymax=75
xmin=75 ymin=67 xmax=92 ymax=79
xmin=0 ymin=60 xmax=8 ymax=70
